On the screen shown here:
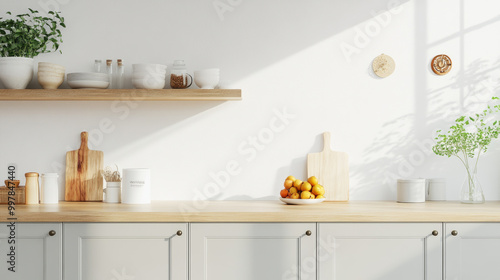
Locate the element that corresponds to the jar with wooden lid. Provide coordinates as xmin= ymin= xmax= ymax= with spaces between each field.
xmin=25 ymin=172 xmax=39 ymax=204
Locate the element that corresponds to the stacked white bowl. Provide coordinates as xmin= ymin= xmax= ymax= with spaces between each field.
xmin=132 ymin=64 xmax=167 ymax=89
xmin=37 ymin=62 xmax=65 ymax=89
xmin=194 ymin=68 xmax=220 ymax=89
xmin=67 ymin=72 xmax=109 ymax=89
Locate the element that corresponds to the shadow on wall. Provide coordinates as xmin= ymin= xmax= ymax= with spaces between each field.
xmin=349 ymin=0 xmax=500 ymax=200
xmin=351 ymin=57 xmax=500 ymax=200
xmin=0 ymin=0 xmax=411 ymax=89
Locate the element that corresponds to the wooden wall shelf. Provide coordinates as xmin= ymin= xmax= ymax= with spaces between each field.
xmin=0 ymin=89 xmax=242 ymax=101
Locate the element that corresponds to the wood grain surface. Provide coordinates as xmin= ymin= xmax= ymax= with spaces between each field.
xmin=65 ymin=132 xmax=103 ymax=201
xmin=0 ymin=89 xmax=242 ymax=101
xmin=2 ymin=200 xmax=500 ymax=222
xmin=307 ymin=132 xmax=349 ymax=201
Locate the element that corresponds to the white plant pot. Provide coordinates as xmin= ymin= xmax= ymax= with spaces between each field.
xmin=0 ymin=57 xmax=34 ymax=89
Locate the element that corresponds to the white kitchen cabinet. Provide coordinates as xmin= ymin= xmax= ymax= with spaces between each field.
xmin=0 ymin=223 xmax=62 ymax=280
xmin=445 ymin=223 xmax=500 ymax=280
xmin=318 ymin=223 xmax=442 ymax=280
xmin=190 ymin=223 xmax=317 ymax=280
xmin=64 ymin=223 xmax=187 ymax=280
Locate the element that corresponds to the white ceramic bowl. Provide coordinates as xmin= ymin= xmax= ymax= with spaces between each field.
xmin=37 ymin=72 xmax=64 ymax=89
xmin=38 ymin=62 xmax=65 ymax=72
xmin=194 ymin=68 xmax=220 ymax=75
xmin=132 ymin=71 xmax=166 ymax=79
xmin=194 ymin=74 xmax=219 ymax=89
xmin=38 ymin=67 xmax=65 ymax=74
xmin=132 ymin=64 xmax=167 ymax=74
xmin=68 ymin=80 xmax=109 ymax=89
xmin=132 ymin=77 xmax=165 ymax=89
xmin=67 ymin=72 xmax=109 ymax=82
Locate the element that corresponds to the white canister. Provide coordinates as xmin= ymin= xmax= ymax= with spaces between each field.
xmin=397 ymin=179 xmax=426 ymax=203
xmin=426 ymin=178 xmax=446 ymax=201
xmin=122 ymin=168 xmax=151 ymax=204
xmin=104 ymin=182 xmax=121 ymax=203
xmin=41 ymin=173 xmax=59 ymax=204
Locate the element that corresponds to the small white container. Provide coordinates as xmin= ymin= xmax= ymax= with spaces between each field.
xmin=122 ymin=168 xmax=151 ymax=204
xmin=104 ymin=182 xmax=121 ymax=203
xmin=397 ymin=179 xmax=425 ymax=203
xmin=40 ymin=173 xmax=59 ymax=204
xmin=426 ymin=178 xmax=446 ymax=201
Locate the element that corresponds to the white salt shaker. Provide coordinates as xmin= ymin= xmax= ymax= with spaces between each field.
xmin=41 ymin=173 xmax=59 ymax=204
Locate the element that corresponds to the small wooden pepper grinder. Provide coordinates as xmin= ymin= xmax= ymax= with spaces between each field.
xmin=25 ymin=172 xmax=40 ymax=204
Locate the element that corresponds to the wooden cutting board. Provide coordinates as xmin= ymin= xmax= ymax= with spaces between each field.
xmin=307 ymin=132 xmax=349 ymax=201
xmin=65 ymin=132 xmax=103 ymax=201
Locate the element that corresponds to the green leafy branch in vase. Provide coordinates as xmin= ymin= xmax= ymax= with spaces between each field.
xmin=433 ymin=97 xmax=500 ymax=201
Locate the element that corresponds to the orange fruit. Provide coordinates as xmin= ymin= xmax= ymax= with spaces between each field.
xmin=301 ymin=191 xmax=313 ymax=199
xmin=307 ymin=176 xmax=318 ymax=186
xmin=293 ymin=179 xmax=303 ymax=188
xmin=290 ymin=193 xmax=300 ymax=199
xmin=289 ymin=187 xmax=298 ymax=195
xmin=301 ymin=182 xmax=312 ymax=192
xmin=280 ymin=189 xmax=288 ymax=198
xmin=309 ymin=193 xmax=316 ymax=199
xmin=312 ymin=185 xmax=325 ymax=196
xmin=316 ymin=195 xmax=325 ymax=199
xmin=286 ymin=175 xmax=296 ymax=182
xmin=284 ymin=179 xmax=294 ymax=189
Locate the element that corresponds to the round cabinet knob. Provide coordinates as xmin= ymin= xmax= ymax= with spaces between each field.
xmin=451 ymin=230 xmax=458 ymax=236
xmin=176 ymin=230 xmax=183 ymax=236
xmin=432 ymin=230 xmax=439 ymax=236
xmin=306 ymin=230 xmax=312 ymax=236
xmin=48 ymin=230 xmax=56 ymax=236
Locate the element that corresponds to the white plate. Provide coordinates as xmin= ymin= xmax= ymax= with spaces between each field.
xmin=279 ymin=197 xmax=325 ymax=205
xmin=68 ymin=80 xmax=110 ymax=89
xmin=67 ymin=72 xmax=109 ymax=82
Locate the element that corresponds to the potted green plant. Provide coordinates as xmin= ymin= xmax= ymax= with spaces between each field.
xmin=0 ymin=8 xmax=65 ymax=89
xmin=433 ymin=97 xmax=500 ymax=203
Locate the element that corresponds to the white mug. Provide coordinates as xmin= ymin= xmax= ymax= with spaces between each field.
xmin=426 ymin=178 xmax=446 ymax=201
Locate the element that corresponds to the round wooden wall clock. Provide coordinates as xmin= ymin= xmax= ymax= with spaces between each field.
xmin=431 ymin=54 xmax=452 ymax=75
xmin=372 ymin=54 xmax=395 ymax=78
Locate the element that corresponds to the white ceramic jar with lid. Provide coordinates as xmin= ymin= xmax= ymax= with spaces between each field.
xmin=170 ymin=60 xmax=193 ymax=89
xmin=121 ymin=168 xmax=151 ymax=204
xmin=41 ymin=173 xmax=59 ymax=204
xmin=397 ymin=178 xmax=426 ymax=203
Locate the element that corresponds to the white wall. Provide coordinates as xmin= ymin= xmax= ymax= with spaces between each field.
xmin=1 ymin=0 xmax=500 ymax=201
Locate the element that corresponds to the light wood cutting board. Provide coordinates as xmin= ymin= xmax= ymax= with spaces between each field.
xmin=65 ymin=132 xmax=103 ymax=201
xmin=307 ymin=132 xmax=349 ymax=201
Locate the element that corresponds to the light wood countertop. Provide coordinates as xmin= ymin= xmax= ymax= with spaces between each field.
xmin=2 ymin=200 xmax=500 ymax=222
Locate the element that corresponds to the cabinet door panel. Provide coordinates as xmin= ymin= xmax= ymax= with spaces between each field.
xmin=319 ymin=223 xmax=442 ymax=280
xmin=446 ymin=223 xmax=500 ymax=280
xmin=191 ymin=223 xmax=316 ymax=280
xmin=64 ymin=223 xmax=187 ymax=280
xmin=0 ymin=223 xmax=62 ymax=280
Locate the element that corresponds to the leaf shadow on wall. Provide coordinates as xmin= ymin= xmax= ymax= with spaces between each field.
xmin=350 ymin=58 xmax=500 ymax=200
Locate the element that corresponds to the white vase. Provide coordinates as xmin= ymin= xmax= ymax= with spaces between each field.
xmin=0 ymin=57 xmax=34 ymax=89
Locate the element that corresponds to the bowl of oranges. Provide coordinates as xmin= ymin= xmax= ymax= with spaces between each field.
xmin=279 ymin=175 xmax=325 ymax=205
